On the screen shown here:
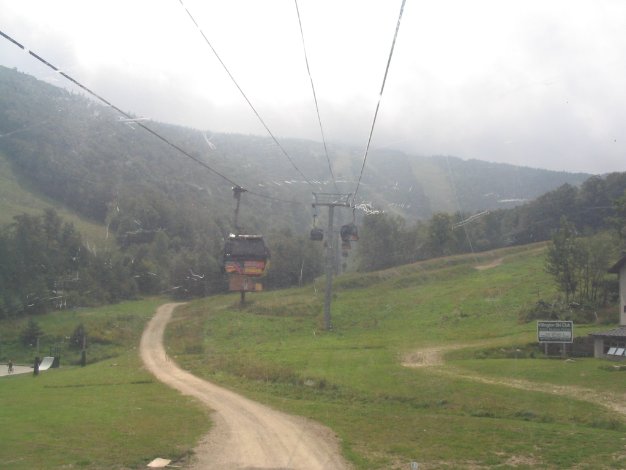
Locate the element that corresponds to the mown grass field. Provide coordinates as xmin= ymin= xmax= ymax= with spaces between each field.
xmin=0 ymin=298 xmax=210 ymax=469
xmin=167 ymin=244 xmax=626 ymax=469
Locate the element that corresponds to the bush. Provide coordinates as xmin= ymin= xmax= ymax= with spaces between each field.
xmin=520 ymin=298 xmax=606 ymax=324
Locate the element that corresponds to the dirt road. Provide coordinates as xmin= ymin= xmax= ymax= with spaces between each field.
xmin=403 ymin=345 xmax=626 ymax=417
xmin=140 ymin=303 xmax=350 ymax=470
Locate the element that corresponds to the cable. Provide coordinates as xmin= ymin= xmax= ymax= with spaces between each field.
xmin=247 ymin=188 xmax=304 ymax=206
xmin=0 ymin=29 xmax=304 ymax=207
xmin=0 ymin=30 xmax=240 ymax=187
xmin=352 ymin=0 xmax=407 ymax=205
xmin=176 ymin=0 xmax=319 ymax=190
xmin=293 ymin=0 xmax=337 ymax=192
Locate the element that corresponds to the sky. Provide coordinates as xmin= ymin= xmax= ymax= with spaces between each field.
xmin=0 ymin=0 xmax=625 ymax=175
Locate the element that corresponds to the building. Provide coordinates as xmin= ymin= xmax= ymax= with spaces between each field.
xmin=590 ymin=253 xmax=626 ymax=359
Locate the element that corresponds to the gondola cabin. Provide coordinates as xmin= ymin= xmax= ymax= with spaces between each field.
xmin=310 ymin=227 xmax=324 ymax=241
xmin=223 ymin=234 xmax=270 ymax=277
xmin=340 ymin=223 xmax=359 ymax=242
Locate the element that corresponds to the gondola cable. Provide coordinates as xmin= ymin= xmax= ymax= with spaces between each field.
xmin=176 ymin=0 xmax=320 ymax=191
xmin=293 ymin=0 xmax=338 ymax=192
xmin=352 ymin=0 xmax=407 ymax=206
xmin=0 ymin=29 xmax=240 ymax=187
xmin=0 ymin=28 xmax=293 ymax=303
xmin=0 ymin=29 xmax=304 ymax=208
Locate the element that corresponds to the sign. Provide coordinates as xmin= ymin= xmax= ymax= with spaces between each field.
xmin=224 ymin=260 xmax=266 ymax=276
xmin=229 ymin=274 xmax=263 ymax=292
xmin=537 ymin=321 xmax=573 ymax=343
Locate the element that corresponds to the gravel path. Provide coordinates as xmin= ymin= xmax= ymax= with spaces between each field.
xmin=140 ymin=303 xmax=350 ymax=470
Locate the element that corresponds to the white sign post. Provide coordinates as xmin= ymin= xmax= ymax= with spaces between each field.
xmin=537 ymin=321 xmax=574 ymax=343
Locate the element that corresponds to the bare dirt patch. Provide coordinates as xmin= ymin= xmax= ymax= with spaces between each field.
xmin=140 ymin=303 xmax=351 ymax=470
xmin=474 ymin=257 xmax=503 ymax=270
xmin=401 ymin=346 xmax=459 ymax=368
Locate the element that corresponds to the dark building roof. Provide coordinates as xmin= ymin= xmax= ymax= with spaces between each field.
xmin=608 ymin=254 xmax=626 ymax=274
xmin=589 ymin=326 xmax=626 ymax=338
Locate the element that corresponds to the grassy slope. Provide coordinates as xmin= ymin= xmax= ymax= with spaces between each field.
xmin=167 ymin=244 xmax=626 ymax=469
xmin=0 ymin=299 xmax=210 ymax=469
xmin=0 ymin=151 xmax=109 ymax=244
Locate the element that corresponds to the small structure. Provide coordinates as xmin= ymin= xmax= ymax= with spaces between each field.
xmin=590 ymin=253 xmax=626 ymax=359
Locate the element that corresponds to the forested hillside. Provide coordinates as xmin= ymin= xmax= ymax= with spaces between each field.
xmin=0 ymin=209 xmax=135 ymax=314
xmin=356 ymin=174 xmax=626 ymax=272
xmin=0 ymin=66 xmax=590 ymax=225
xmin=0 ymin=65 xmax=612 ymax=316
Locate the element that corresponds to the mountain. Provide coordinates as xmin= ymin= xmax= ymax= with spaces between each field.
xmin=0 ymin=65 xmax=591 ymax=232
xmin=361 ymin=151 xmax=590 ymax=218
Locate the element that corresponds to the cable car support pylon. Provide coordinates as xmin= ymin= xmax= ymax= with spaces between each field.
xmin=312 ymin=193 xmax=352 ymax=330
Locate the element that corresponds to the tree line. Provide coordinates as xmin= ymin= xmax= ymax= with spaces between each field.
xmin=356 ymin=174 xmax=626 ymax=323
xmin=0 ymin=207 xmax=323 ymax=318
xmin=356 ymin=173 xmax=626 ymax=273
xmin=0 ymin=209 xmax=136 ymax=316
xmin=2 ymin=173 xmax=625 ymax=318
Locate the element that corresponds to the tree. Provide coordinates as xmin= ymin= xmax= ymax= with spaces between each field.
xmin=0 ymin=210 xmax=140 ymax=316
xmin=610 ymin=189 xmax=626 ymax=245
xmin=357 ymin=214 xmax=405 ymax=272
xmin=545 ymin=217 xmax=579 ymax=302
xmin=426 ymin=212 xmax=455 ymax=257
xmin=577 ymin=176 xmax=610 ymax=230
xmin=572 ymin=234 xmax=613 ymax=305
xmin=69 ymin=323 xmax=87 ymax=350
xmin=20 ymin=318 xmax=44 ymax=347
xmin=546 ymin=218 xmax=616 ymax=306
xmin=265 ymin=229 xmax=322 ymax=289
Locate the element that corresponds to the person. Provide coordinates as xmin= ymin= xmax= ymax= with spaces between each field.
xmin=7 ymin=359 xmax=13 ymax=374
xmin=33 ymin=356 xmax=40 ymax=376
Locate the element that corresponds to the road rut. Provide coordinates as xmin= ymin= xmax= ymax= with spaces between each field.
xmin=140 ymin=303 xmax=350 ymax=470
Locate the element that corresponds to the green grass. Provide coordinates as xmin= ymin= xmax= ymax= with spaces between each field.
xmin=2 ymin=243 xmax=624 ymax=468
xmin=0 ymin=299 xmax=211 ymax=469
xmin=167 ymin=244 xmax=626 ymax=469
xmin=1 ymin=298 xmax=165 ymax=365
xmin=0 ymin=151 xmax=110 ymax=244
xmin=0 ymin=354 xmax=209 ymax=469
xmin=448 ymin=356 xmax=626 ymax=394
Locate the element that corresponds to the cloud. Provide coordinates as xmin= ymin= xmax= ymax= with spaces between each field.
xmin=1 ymin=0 xmax=625 ymax=174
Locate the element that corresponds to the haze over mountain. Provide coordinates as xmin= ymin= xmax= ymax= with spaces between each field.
xmin=0 ymin=66 xmax=590 ymax=231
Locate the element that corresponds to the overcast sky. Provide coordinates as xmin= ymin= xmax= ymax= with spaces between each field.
xmin=1 ymin=0 xmax=625 ymax=174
